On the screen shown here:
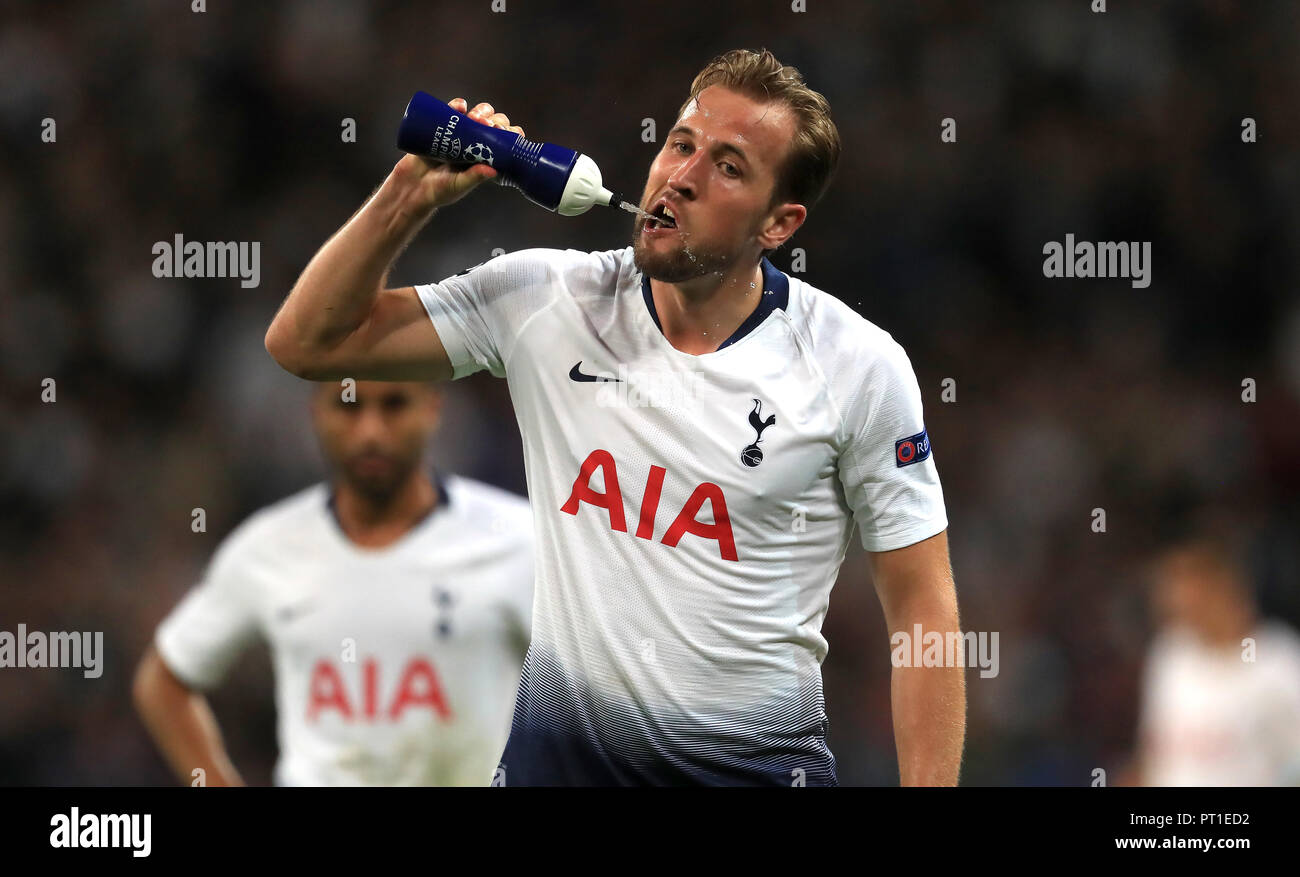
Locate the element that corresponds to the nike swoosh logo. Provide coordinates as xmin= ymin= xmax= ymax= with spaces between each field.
xmin=569 ymin=361 xmax=623 ymax=383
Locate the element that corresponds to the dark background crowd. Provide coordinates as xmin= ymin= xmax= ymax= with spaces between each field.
xmin=1 ymin=0 xmax=1297 ymax=785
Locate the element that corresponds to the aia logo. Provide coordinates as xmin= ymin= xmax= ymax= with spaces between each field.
xmin=306 ymin=657 xmax=452 ymax=722
xmin=560 ymin=449 xmax=738 ymax=561
xmin=741 ymin=399 xmax=776 ymax=468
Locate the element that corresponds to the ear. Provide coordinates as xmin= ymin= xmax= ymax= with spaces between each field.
xmin=756 ymin=202 xmax=807 ymax=252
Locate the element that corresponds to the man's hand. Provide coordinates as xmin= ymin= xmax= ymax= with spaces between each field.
xmin=264 ymin=97 xmax=524 ymax=383
xmin=868 ymin=529 xmax=966 ymax=786
xmin=133 ymin=646 xmax=246 ymax=787
xmin=399 ymin=98 xmax=526 ymax=211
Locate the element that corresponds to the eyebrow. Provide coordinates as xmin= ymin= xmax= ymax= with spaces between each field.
xmin=667 ymin=125 xmax=751 ymax=166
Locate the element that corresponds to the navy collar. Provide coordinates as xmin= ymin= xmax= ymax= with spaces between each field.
xmin=640 ymin=256 xmax=790 ymax=351
xmin=326 ymin=469 xmax=451 ymax=532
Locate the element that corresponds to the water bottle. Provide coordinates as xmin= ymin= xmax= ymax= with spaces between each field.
xmin=396 ymin=91 xmax=622 ymax=216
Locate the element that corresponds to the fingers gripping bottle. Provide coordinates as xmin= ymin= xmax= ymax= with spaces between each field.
xmin=396 ymin=91 xmax=622 ymax=216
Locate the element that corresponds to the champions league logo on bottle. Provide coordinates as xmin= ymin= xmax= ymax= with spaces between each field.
xmin=741 ymin=399 xmax=776 ymax=468
xmin=397 ymin=91 xmax=619 ymax=216
xmin=462 ymin=142 xmax=494 ymax=166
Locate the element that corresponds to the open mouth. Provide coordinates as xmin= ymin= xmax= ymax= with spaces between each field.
xmin=645 ymin=203 xmax=678 ymax=231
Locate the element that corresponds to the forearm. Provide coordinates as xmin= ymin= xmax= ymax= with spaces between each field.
xmin=890 ymin=655 xmax=966 ymax=786
xmin=266 ymin=159 xmax=439 ymax=363
xmin=133 ymin=652 xmax=245 ymax=786
xmin=870 ymin=531 xmax=965 ymax=785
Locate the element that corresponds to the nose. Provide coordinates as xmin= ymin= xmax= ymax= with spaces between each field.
xmin=353 ymin=404 xmax=389 ymax=445
xmin=665 ymin=150 xmax=703 ymax=199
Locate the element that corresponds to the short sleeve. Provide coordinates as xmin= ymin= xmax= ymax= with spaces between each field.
xmin=155 ymin=531 xmax=262 ymax=690
xmin=414 ymin=248 xmax=565 ymax=380
xmin=837 ymin=339 xmax=948 ymax=552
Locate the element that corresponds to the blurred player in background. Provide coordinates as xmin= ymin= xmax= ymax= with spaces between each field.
xmin=1134 ymin=536 xmax=1300 ymax=785
xmin=133 ymin=381 xmax=534 ymax=786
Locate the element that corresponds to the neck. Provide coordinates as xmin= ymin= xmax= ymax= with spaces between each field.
xmin=651 ymin=257 xmax=764 ymax=355
xmin=332 ymin=473 xmax=437 ymax=549
xmin=1199 ymin=608 xmax=1254 ymax=650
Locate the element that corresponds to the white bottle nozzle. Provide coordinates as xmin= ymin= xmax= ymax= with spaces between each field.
xmin=558 ymin=153 xmax=618 ymax=216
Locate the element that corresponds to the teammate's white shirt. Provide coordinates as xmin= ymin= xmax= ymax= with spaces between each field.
xmin=1139 ymin=620 xmax=1300 ymax=786
xmin=415 ymin=246 xmax=947 ymax=785
xmin=155 ymin=474 xmax=534 ymax=786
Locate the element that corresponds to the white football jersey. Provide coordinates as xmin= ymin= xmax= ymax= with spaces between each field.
xmin=154 ymin=474 xmax=534 ymax=786
xmin=1139 ymin=621 xmax=1300 ymax=786
xmin=416 ymin=246 xmax=947 ymax=785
